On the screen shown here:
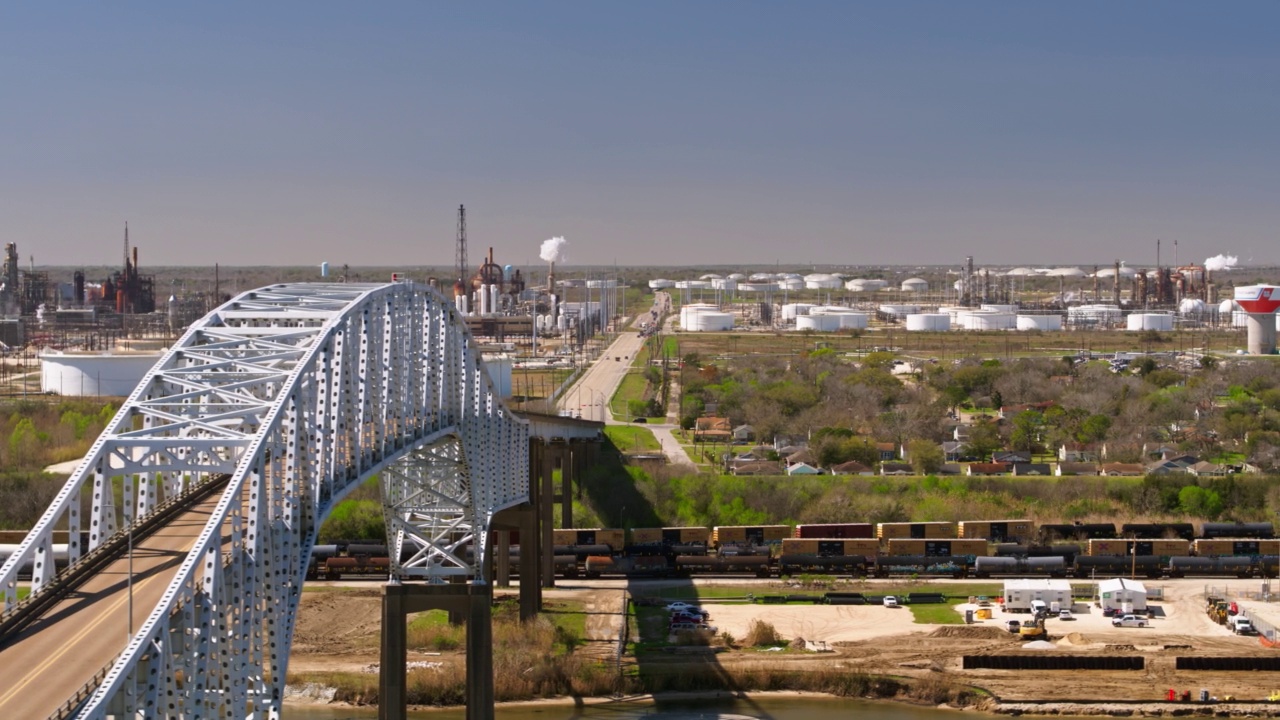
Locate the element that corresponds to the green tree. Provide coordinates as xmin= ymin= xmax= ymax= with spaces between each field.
xmin=1178 ymin=485 xmax=1224 ymax=519
xmin=1078 ymin=414 xmax=1113 ymax=444
xmin=1009 ymin=410 xmax=1044 ymax=452
xmin=907 ymin=439 xmax=945 ymax=475
xmin=963 ymin=418 xmax=1002 ymax=462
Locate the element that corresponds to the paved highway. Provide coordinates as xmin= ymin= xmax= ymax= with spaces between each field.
xmin=0 ymin=491 xmax=227 ymax=719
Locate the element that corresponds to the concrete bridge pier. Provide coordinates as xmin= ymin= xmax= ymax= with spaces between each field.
xmin=380 ymin=583 xmax=495 ymax=720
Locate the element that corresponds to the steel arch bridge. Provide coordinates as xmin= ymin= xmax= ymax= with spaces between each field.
xmin=0 ymin=282 xmax=528 ymax=719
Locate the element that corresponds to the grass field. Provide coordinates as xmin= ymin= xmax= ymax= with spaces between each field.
xmin=604 ymin=425 xmax=661 ymax=453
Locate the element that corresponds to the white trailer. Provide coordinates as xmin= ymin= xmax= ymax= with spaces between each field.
xmin=1097 ymin=578 xmax=1147 ymax=613
xmin=1002 ymin=579 xmax=1073 ymax=614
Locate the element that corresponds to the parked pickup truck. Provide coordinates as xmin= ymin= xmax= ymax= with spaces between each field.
xmin=1112 ymin=614 xmax=1149 ymax=628
xmin=1231 ymin=617 xmax=1256 ymax=635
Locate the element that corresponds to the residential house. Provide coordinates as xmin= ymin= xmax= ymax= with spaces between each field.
xmin=829 ymin=460 xmax=875 ymax=476
xmin=880 ymin=462 xmax=915 ymax=476
xmin=1146 ymin=455 xmax=1200 ymax=475
xmin=875 ymin=442 xmax=899 ymax=461
xmin=938 ymin=463 xmax=965 ymax=476
xmin=775 ymin=444 xmax=807 ymax=458
xmin=998 ymin=401 xmax=1057 ymax=420
xmin=1012 ymin=462 xmax=1053 ymax=476
xmin=1188 ymin=461 xmax=1230 ymax=477
xmin=1059 ymin=443 xmax=1101 ymax=463
xmin=787 ymin=462 xmax=823 ymax=476
xmin=785 ymin=448 xmax=818 ymax=467
xmin=967 ymin=462 xmax=1012 ymax=476
xmin=731 ymin=460 xmax=785 ymax=476
xmin=732 ymin=424 xmax=755 ymax=443
xmin=1099 ymin=463 xmax=1145 ymax=477
xmin=941 ymin=441 xmax=966 ymax=462
xmin=1055 ymin=462 xmax=1099 ymax=476
xmin=693 ymin=416 xmax=732 ymax=442
xmin=993 ymin=451 xmax=1032 ymax=464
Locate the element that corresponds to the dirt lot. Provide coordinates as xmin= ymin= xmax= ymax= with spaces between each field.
xmin=287 ymin=578 xmax=1280 ymax=706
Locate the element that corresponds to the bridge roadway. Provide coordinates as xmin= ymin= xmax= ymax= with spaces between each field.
xmin=0 ymin=490 xmax=229 ymax=719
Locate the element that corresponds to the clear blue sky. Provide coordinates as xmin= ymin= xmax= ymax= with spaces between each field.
xmin=2 ymin=2 xmax=1277 ymax=268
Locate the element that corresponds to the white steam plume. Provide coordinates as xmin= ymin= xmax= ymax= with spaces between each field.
xmin=540 ymin=236 xmax=568 ymax=264
xmin=1204 ymin=254 xmax=1238 ymax=272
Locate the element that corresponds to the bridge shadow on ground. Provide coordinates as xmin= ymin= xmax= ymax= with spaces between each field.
xmin=578 ymin=435 xmax=777 ymax=720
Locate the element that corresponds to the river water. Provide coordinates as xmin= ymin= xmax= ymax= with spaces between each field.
xmin=285 ymin=696 xmax=971 ymax=719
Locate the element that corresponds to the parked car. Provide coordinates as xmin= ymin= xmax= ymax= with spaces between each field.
xmin=1058 ymin=610 xmax=1074 ymax=621
xmin=669 ymin=622 xmax=718 ymax=634
xmin=883 ymin=596 xmax=900 ymax=608
xmin=670 ymin=612 xmax=708 ymax=624
xmin=665 ymin=602 xmax=706 ymax=618
xmin=1004 ymin=620 xmax=1021 ymax=633
xmin=1112 ymin=614 xmax=1149 ymax=628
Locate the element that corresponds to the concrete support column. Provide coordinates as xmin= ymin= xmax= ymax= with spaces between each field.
xmin=518 ymin=506 xmax=541 ymax=619
xmin=1247 ymin=313 xmax=1278 ymax=355
xmin=465 ymin=584 xmax=494 ymax=720
xmin=495 ymin=531 xmax=511 ymax=588
xmin=379 ymin=586 xmax=407 ymax=720
xmin=540 ymin=442 xmax=556 ymax=588
xmin=560 ymin=445 xmax=574 ymax=530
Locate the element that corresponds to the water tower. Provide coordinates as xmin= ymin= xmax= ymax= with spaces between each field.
xmin=1234 ymin=285 xmax=1280 ymax=355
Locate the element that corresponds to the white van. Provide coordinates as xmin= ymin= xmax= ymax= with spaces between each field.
xmin=1030 ymin=600 xmax=1047 ymax=616
xmin=1231 ymin=617 xmax=1256 ymax=635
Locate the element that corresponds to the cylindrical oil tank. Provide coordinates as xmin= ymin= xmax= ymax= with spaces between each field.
xmin=973 ymin=556 xmax=1018 ymax=576
xmin=1017 ymin=314 xmax=1063 ymax=331
xmin=906 ymin=313 xmax=951 ymax=331
xmin=779 ymin=278 xmax=804 ymax=290
xmin=901 ymin=278 xmax=928 ymax=292
xmin=686 ymin=311 xmax=734 ymax=331
xmin=879 ymin=304 xmax=920 ymax=317
xmin=832 ymin=312 xmax=869 ymax=329
xmin=1126 ymin=313 xmax=1174 ymax=331
xmin=981 ymin=304 xmax=1016 ymax=313
xmin=962 ymin=312 xmax=1016 ymax=330
xmin=796 ymin=314 xmax=841 ymax=332
xmin=40 ymin=352 xmax=165 ymax=397
xmin=781 ymin=303 xmax=816 ymax=320
xmin=993 ymin=543 xmax=1031 ymax=556
xmin=1201 ymin=522 xmax=1275 ymax=539
xmin=1022 ymin=556 xmax=1067 ymax=575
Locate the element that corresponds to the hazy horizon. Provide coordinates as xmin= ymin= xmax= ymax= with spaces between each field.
xmin=3 ymin=2 xmax=1278 ymax=269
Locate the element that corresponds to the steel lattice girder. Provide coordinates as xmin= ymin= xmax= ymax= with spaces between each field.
xmin=0 ymin=282 xmax=528 ymax=719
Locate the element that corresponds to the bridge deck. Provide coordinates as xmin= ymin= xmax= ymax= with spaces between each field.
xmin=0 ymin=492 xmax=226 ymax=719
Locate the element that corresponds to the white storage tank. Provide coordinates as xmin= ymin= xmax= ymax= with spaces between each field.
xmin=41 ymin=351 xmax=164 ymax=397
xmin=781 ymin=303 xmax=816 ymax=320
xmin=796 ymin=314 xmax=841 ymax=332
xmin=1016 ymin=314 xmax=1063 ymax=331
xmin=804 ymin=273 xmax=843 ymax=289
xmin=738 ymin=282 xmax=777 ymax=292
xmin=900 ymin=278 xmax=928 ymax=292
xmin=905 ymin=313 xmax=951 ymax=331
xmin=878 ymin=304 xmax=919 ymax=317
xmin=688 ymin=280 xmax=713 ymax=290
xmin=479 ymin=354 xmax=514 ymax=399
xmin=835 ymin=312 xmax=868 ymax=329
xmin=981 ymin=304 xmax=1016 ymax=313
xmin=711 ymin=278 xmax=738 ymax=291
xmin=685 ymin=311 xmax=734 ymax=332
xmin=779 ymin=278 xmax=804 ymax=291
xmin=1178 ymin=298 xmax=1206 ymax=316
xmin=1126 ymin=313 xmax=1174 ymax=331
xmin=962 ymin=312 xmax=1016 ymax=330
xmin=748 ymin=272 xmax=776 ymax=282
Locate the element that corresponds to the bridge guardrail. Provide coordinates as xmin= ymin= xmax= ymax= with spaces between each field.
xmin=50 ymin=658 xmax=114 ymax=720
xmin=0 ymin=474 xmax=229 ymax=641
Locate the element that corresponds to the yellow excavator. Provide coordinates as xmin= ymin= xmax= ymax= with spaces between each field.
xmin=1019 ymin=615 xmax=1047 ymax=641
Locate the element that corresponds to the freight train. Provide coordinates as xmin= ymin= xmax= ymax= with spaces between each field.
xmin=301 ymin=520 xmax=1279 ymax=582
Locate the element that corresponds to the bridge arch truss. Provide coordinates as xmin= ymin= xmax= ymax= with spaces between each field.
xmin=0 ymin=282 xmax=528 ymax=718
